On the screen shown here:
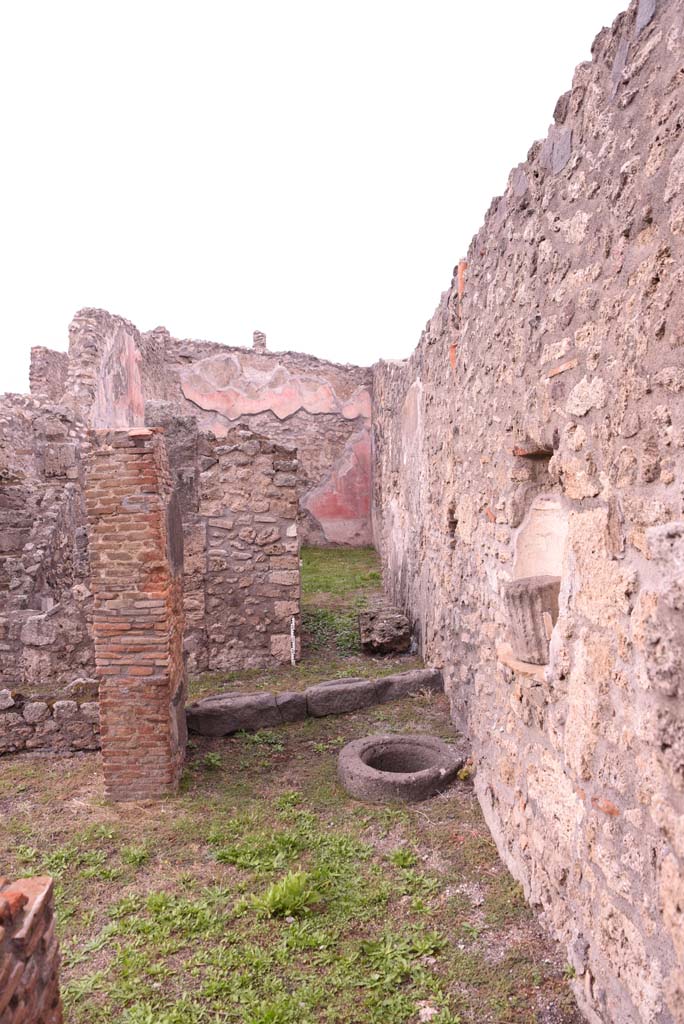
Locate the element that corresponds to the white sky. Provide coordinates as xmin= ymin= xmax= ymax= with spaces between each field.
xmin=1 ymin=0 xmax=625 ymax=392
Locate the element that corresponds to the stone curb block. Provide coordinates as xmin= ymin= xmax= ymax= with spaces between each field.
xmin=276 ymin=691 xmax=308 ymax=723
xmin=373 ymin=668 xmax=443 ymax=703
xmin=186 ymin=692 xmax=282 ymax=736
xmin=186 ymin=668 xmax=444 ymax=736
xmin=305 ymin=678 xmax=376 ymax=718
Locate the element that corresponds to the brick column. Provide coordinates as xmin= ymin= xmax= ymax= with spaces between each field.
xmin=0 ymin=876 xmax=62 ymax=1023
xmin=85 ymin=428 xmax=186 ymax=801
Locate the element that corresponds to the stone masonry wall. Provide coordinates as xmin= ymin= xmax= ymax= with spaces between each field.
xmin=0 ymin=396 xmax=94 ymax=698
xmin=29 ymin=348 xmax=69 ymax=405
xmin=85 ymin=427 xmax=186 ymax=801
xmin=1 ymin=312 xmax=308 ymax=750
xmin=0 ymin=690 xmax=99 ymax=756
xmin=0 ymin=875 xmax=62 ymax=1023
xmin=144 ymin=405 xmax=301 ymax=674
xmin=373 ymin=2 xmax=684 ymax=1022
xmin=191 ymin=426 xmax=300 ymax=673
xmin=32 ymin=314 xmax=374 ymax=547
xmin=166 ymin=337 xmax=372 ymax=546
xmin=62 ymin=308 xmax=145 ymax=429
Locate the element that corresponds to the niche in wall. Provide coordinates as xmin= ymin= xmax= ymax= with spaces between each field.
xmin=502 ymin=494 xmax=569 ymax=666
xmin=513 ymin=495 xmax=568 ymax=580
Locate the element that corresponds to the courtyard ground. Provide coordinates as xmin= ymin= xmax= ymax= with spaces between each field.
xmin=0 ymin=548 xmax=583 ymax=1024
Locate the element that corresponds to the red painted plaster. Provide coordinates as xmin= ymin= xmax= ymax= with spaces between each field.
xmin=304 ymin=429 xmax=372 ymax=545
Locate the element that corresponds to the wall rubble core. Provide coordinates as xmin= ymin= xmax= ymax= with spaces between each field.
xmin=372 ymin=2 xmax=684 ymax=1021
xmin=84 ymin=428 xmax=187 ymax=801
xmin=0 ymin=690 xmax=99 ymax=756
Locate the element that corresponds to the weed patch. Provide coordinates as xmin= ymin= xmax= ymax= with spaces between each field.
xmin=1 ymin=548 xmax=581 ymax=1024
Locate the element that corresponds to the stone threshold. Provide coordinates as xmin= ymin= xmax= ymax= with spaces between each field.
xmin=186 ymin=668 xmax=443 ymax=737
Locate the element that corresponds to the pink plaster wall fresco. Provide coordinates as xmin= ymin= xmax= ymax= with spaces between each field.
xmin=92 ymin=327 xmax=145 ymax=429
xmin=179 ymin=350 xmax=373 ymax=545
xmin=303 ymin=429 xmax=373 ymax=545
xmin=180 ymin=353 xmax=371 ymax=422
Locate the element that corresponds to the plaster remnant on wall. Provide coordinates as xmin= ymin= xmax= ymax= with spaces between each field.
xmin=303 ymin=428 xmax=372 ymax=545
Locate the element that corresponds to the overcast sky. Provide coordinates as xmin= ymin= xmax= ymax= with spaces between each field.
xmin=1 ymin=0 xmax=625 ymax=393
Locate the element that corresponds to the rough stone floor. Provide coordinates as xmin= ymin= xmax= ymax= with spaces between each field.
xmin=0 ymin=549 xmax=583 ymax=1024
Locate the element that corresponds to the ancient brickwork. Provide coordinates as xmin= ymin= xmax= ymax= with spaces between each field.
xmin=0 ymin=691 xmax=99 ymax=755
xmin=85 ymin=428 xmax=186 ymax=801
xmin=0 ymin=875 xmax=62 ymax=1023
xmin=373 ymin=2 xmax=684 ymax=1021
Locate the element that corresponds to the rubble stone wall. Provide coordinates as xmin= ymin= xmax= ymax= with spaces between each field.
xmin=143 ymin=405 xmax=301 ymax=674
xmin=0 ymin=875 xmax=62 ymax=1024
xmin=62 ymin=308 xmax=145 ymax=429
xmin=32 ymin=315 xmax=374 ymax=546
xmin=0 ymin=692 xmax=99 ymax=756
xmin=85 ymin=428 xmax=186 ymax=801
xmin=0 ymin=396 xmax=94 ymax=698
xmin=167 ymin=338 xmax=373 ymax=546
xmin=373 ymin=2 xmax=684 ymax=1021
xmin=189 ymin=426 xmax=301 ymax=673
xmin=29 ymin=348 xmax=69 ymax=404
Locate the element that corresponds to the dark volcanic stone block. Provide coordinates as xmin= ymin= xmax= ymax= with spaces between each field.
xmin=276 ymin=691 xmax=308 ymax=723
xmin=358 ymin=607 xmax=411 ymax=654
xmin=502 ymin=575 xmax=561 ymax=665
xmin=305 ymin=677 xmax=377 ymax=717
xmin=337 ymin=733 xmax=465 ymax=804
xmin=186 ymin=692 xmax=281 ymax=735
xmin=373 ymin=668 xmax=443 ymax=703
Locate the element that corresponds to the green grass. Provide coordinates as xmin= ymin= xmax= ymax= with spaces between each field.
xmin=188 ymin=546 xmax=420 ymax=700
xmin=302 ymin=606 xmax=363 ymax=655
xmin=0 ymin=698 xmax=581 ymax=1024
xmin=301 ymin=546 xmax=382 ymax=599
xmin=250 ymin=870 xmax=319 ymax=917
xmin=0 ymin=548 xmax=581 ymax=1024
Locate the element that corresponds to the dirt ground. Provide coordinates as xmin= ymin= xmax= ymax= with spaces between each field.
xmin=0 ymin=549 xmax=584 ymax=1024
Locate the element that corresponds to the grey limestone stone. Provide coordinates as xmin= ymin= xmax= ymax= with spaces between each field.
xmin=20 ymin=614 xmax=57 ymax=648
xmin=636 ymin=0 xmax=656 ymax=33
xmin=23 ymin=701 xmax=50 ymax=724
xmin=0 ymin=689 xmax=15 ymax=710
xmin=53 ymin=700 xmax=79 ymax=722
xmin=80 ymin=702 xmax=100 ymax=724
xmin=540 ymin=125 xmax=572 ymax=175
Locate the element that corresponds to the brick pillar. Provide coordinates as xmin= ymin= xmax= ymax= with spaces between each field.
xmin=0 ymin=875 xmax=62 ymax=1023
xmin=85 ymin=427 xmax=186 ymax=801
